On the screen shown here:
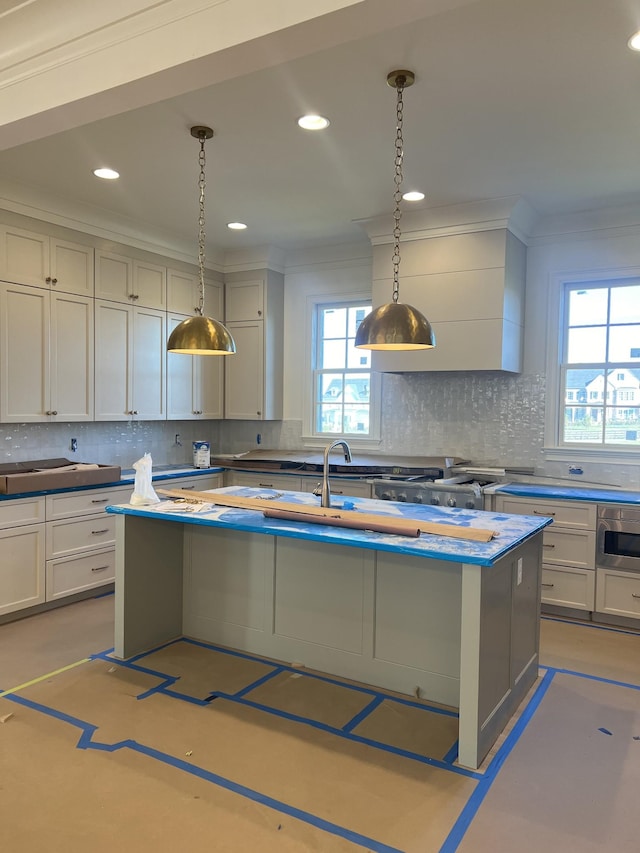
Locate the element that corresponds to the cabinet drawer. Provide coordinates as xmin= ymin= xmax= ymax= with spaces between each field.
xmin=226 ymin=472 xmax=301 ymax=491
xmin=46 ymin=485 xmax=129 ymax=520
xmin=46 ymin=515 xmax=116 ymax=559
xmin=541 ymin=528 xmax=596 ymax=569
xmin=301 ymin=477 xmax=371 ymax=499
xmin=595 ymin=569 xmax=640 ymax=620
xmin=167 ymin=475 xmax=223 ymax=493
xmin=0 ymin=496 xmax=45 ymax=528
xmin=46 ymin=548 xmax=115 ymax=601
xmin=541 ymin=564 xmax=595 ymax=611
xmin=496 ymin=496 xmax=596 ymax=529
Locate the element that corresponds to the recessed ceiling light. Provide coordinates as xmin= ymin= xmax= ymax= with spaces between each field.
xmin=93 ymin=167 xmax=120 ymax=180
xmin=297 ymin=114 xmax=330 ymax=131
xmin=402 ymin=191 xmax=425 ymax=202
xmin=227 ymin=222 xmax=247 ymax=230
xmin=629 ymin=30 xmax=640 ymax=50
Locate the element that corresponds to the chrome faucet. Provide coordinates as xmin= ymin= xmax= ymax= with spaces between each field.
xmin=314 ymin=440 xmax=352 ymax=507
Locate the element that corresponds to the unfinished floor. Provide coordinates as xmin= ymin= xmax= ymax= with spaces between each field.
xmin=1 ymin=595 xmax=638 ymax=853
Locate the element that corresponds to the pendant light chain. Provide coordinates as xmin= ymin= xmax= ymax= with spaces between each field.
xmin=391 ymin=77 xmax=406 ymax=304
xmin=196 ymin=135 xmax=207 ymax=316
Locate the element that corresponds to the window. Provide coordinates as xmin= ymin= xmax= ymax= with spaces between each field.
xmin=311 ymin=300 xmax=378 ymax=439
xmin=559 ymin=280 xmax=640 ymax=448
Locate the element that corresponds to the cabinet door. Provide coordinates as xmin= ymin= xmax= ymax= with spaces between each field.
xmin=95 ymin=251 xmax=132 ymax=303
xmin=0 ymin=282 xmax=50 ymax=421
xmin=167 ymin=313 xmax=197 ymax=418
xmin=95 ymin=299 xmax=131 ymax=420
xmin=196 ymin=354 xmax=224 ymax=419
xmin=50 ymin=292 xmax=94 ymax=421
xmin=0 ymin=523 xmax=46 ymax=615
xmin=224 ymin=321 xmax=264 ymax=419
xmin=50 ymin=239 xmax=94 ymax=295
xmin=132 ymin=260 xmax=166 ymax=309
xmin=132 ymin=306 xmax=166 ymax=419
xmin=167 ymin=269 xmax=198 ymax=315
xmin=225 ymin=279 xmax=263 ymax=320
xmin=0 ymin=225 xmax=49 ymax=287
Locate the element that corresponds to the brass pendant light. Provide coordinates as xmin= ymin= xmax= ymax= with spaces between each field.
xmin=167 ymin=126 xmax=236 ymax=356
xmin=355 ymin=71 xmax=436 ymax=351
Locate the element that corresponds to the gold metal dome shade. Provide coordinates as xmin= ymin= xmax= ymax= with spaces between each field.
xmin=354 ymin=302 xmax=436 ymax=350
xmin=167 ymin=314 xmax=236 ymax=355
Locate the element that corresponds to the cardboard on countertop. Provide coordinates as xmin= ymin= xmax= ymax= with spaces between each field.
xmin=0 ymin=457 xmax=121 ymax=494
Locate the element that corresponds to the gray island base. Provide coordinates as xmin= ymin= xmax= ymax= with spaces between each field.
xmin=108 ymin=487 xmax=550 ymax=769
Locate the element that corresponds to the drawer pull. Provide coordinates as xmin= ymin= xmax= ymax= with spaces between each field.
xmin=91 ymin=528 xmax=109 ymax=535
xmin=632 ymin=594 xmax=640 ymax=599
xmin=543 ymin=543 xmax=556 ymax=549
xmin=182 ymin=486 xmax=195 ymax=490
xmin=541 ymin=582 xmax=555 ymax=588
xmin=91 ymin=498 xmax=109 ymax=504
xmin=91 ymin=565 xmax=110 ymax=572
xmin=259 ymin=482 xmax=274 ymax=488
xmin=533 ymin=510 xmax=555 ymax=517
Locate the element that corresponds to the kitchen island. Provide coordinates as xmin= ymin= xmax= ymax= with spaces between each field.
xmin=107 ymin=487 xmax=551 ymax=769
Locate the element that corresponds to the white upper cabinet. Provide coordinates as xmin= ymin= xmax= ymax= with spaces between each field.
xmin=167 ymin=313 xmax=223 ymax=420
xmin=95 ymin=251 xmax=166 ymax=309
xmin=167 ymin=269 xmax=224 ymax=318
xmin=224 ymin=272 xmax=283 ymax=420
xmin=225 ymin=279 xmax=263 ymax=320
xmin=0 ymin=225 xmax=94 ymax=295
xmin=0 ymin=282 xmax=93 ymax=422
xmin=95 ymin=300 xmax=166 ymax=421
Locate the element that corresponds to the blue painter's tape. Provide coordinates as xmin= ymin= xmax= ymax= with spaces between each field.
xmin=442 ymin=741 xmax=459 ymax=766
xmin=439 ymin=668 xmax=557 ymax=853
xmin=233 ymin=666 xmax=285 ymax=698
xmin=598 ymin=727 xmax=613 ymax=736
xmin=7 ymin=690 xmax=403 ymax=853
xmin=342 ymin=695 xmax=385 ymax=733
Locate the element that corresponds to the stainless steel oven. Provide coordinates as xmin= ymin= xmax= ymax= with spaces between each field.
xmin=597 ymin=504 xmax=640 ymax=573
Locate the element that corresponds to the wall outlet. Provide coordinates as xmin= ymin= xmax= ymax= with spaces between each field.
xmin=70 ymin=438 xmax=78 ymax=453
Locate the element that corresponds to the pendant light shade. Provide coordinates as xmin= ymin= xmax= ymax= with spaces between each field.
xmin=167 ymin=126 xmax=236 ymax=356
xmin=355 ymin=70 xmax=435 ymax=352
xmin=167 ymin=314 xmax=236 ymax=355
xmin=354 ymin=302 xmax=435 ymax=350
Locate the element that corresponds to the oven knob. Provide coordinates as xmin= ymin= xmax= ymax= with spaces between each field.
xmin=379 ymin=492 xmax=393 ymax=501
xmin=465 ymin=499 xmax=476 ymax=509
xmin=414 ymin=493 xmax=423 ymax=504
xmin=431 ymin=496 xmax=440 ymax=505
xmin=447 ymin=498 xmax=457 ymax=507
xmin=397 ymin=493 xmax=408 ymax=502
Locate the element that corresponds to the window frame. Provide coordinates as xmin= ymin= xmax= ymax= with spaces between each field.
xmin=302 ymin=293 xmax=381 ymax=448
xmin=545 ymin=269 xmax=640 ymax=460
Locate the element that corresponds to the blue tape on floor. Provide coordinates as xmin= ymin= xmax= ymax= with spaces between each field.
xmin=6 ymin=689 xmax=403 ymax=853
xmin=342 ymin=695 xmax=385 ymax=733
xmin=439 ymin=668 xmax=557 ymax=853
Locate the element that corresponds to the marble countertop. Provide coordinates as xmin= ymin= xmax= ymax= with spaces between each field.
xmin=106 ymin=485 xmax=551 ymax=567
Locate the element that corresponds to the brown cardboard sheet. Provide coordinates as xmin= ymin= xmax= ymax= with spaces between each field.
xmin=0 ymin=457 xmax=121 ymax=494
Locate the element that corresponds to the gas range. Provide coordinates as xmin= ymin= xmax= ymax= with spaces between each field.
xmin=373 ymin=475 xmax=498 ymax=510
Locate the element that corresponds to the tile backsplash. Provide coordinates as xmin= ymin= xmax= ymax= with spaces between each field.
xmin=1 ymin=369 xmax=636 ymax=490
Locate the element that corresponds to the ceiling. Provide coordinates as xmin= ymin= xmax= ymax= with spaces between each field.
xmin=1 ymin=0 xmax=640 ymax=258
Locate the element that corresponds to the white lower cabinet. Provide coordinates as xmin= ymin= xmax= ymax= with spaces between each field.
xmin=541 ymin=565 xmax=595 ymax=611
xmin=0 ymin=497 xmax=46 ymax=616
xmin=494 ymin=495 xmax=597 ymax=612
xmin=595 ymin=569 xmax=640 ymax=620
xmin=224 ymin=471 xmax=301 ymax=491
xmin=44 ymin=484 xmax=128 ymax=601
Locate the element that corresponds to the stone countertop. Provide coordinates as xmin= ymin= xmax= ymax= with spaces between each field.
xmin=106 ymin=485 xmax=551 ymax=567
xmin=493 ymin=482 xmax=640 ymax=505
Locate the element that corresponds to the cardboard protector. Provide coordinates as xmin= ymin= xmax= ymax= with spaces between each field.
xmin=0 ymin=457 xmax=121 ymax=494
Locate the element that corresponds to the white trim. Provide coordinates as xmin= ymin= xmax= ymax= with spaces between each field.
xmin=544 ymin=268 xmax=640 ymax=459
xmin=302 ymin=291 xmax=381 ymax=443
